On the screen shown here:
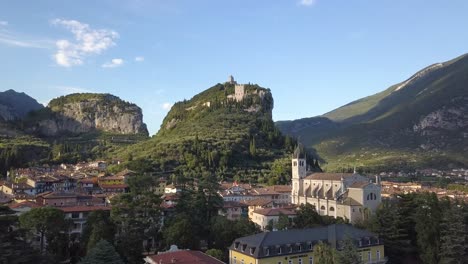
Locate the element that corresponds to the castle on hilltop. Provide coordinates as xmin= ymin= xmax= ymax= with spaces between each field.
xmin=291 ymin=146 xmax=382 ymax=223
xmin=226 ymin=75 xmax=246 ymax=102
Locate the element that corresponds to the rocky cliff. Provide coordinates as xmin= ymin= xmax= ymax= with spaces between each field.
xmin=25 ymin=93 xmax=148 ymax=137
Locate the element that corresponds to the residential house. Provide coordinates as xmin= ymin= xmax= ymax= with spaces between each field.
xmin=251 ymin=207 xmax=297 ymax=231
xmin=219 ymin=201 xmax=248 ymax=221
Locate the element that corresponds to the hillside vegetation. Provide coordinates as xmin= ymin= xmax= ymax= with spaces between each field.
xmin=112 ymin=82 xmax=320 ymax=184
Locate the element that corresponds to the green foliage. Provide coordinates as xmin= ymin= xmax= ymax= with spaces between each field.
xmin=312 ymin=241 xmax=337 ymax=264
xmin=364 ymin=193 xmax=468 ymax=264
xmin=81 ymin=210 xmax=115 ymax=254
xmin=336 ymin=235 xmax=362 ymax=264
xmin=79 ymin=240 xmax=123 ymax=264
xmin=114 ymin=82 xmax=319 ymax=183
xmin=19 ymin=207 xmax=71 ymax=261
xmin=205 ymin=249 xmax=224 ymax=262
xmin=293 ymin=204 xmax=325 ymax=228
xmin=439 ymin=202 xmax=468 ymax=264
xmin=0 ymin=206 xmax=49 ymax=264
xmin=111 ymin=175 xmax=161 ymax=263
xmin=274 ymin=213 xmax=291 ymax=231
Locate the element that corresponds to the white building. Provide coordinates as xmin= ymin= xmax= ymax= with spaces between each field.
xmin=291 ymin=147 xmax=381 ymax=223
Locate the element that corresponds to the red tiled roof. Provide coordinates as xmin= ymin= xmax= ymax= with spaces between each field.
xmin=253 ymin=207 xmax=297 ymax=216
xmin=9 ymin=201 xmax=42 ymax=209
xmin=59 ymin=205 xmax=111 ymax=213
xmin=146 ymin=250 xmax=224 ymax=264
xmin=100 ymin=184 xmax=128 ymax=189
xmin=242 ymin=198 xmax=273 ymax=206
xmin=304 ymin=173 xmax=354 ymax=181
xmin=223 ymin=201 xmax=247 ymax=208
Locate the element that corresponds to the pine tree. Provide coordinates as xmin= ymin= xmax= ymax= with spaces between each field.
xmin=439 ymin=202 xmax=468 ymax=264
xmin=79 ymin=240 xmax=123 ymax=264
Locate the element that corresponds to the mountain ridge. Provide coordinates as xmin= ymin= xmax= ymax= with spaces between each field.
xmin=277 ymin=53 xmax=468 ymax=171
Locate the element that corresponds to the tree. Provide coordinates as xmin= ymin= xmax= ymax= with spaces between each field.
xmin=205 ymin=249 xmax=224 ymax=262
xmin=366 ymin=199 xmax=413 ymax=263
xmin=81 ymin=210 xmax=115 ymax=253
xmin=312 ymin=241 xmax=336 ymax=264
xmin=19 ymin=207 xmax=70 ymax=258
xmin=413 ymin=192 xmax=442 ymax=264
xmin=294 ymin=203 xmax=323 ymax=228
xmin=0 ymin=206 xmax=48 ymax=264
xmin=163 ymin=214 xmax=199 ymax=249
xmin=275 ymin=213 xmax=291 ymax=231
xmin=336 ymin=235 xmax=362 ymax=264
xmin=439 ymin=202 xmax=468 ymax=264
xmin=79 ymin=240 xmax=123 ymax=264
xmin=111 ymin=175 xmax=161 ymax=263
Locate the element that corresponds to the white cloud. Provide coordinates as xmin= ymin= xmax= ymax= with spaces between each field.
xmin=299 ymin=0 xmax=317 ymax=6
xmin=0 ymin=32 xmax=52 ymax=49
xmin=161 ymin=102 xmax=173 ymax=110
xmin=135 ymin=56 xmax=144 ymax=62
xmin=102 ymin=58 xmax=124 ymax=68
xmin=0 ymin=21 xmax=8 ymax=26
xmin=51 ymin=19 xmax=119 ymax=67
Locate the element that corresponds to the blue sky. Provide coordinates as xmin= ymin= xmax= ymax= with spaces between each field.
xmin=1 ymin=0 xmax=467 ymax=134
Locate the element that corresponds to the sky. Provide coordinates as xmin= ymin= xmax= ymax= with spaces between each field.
xmin=1 ymin=0 xmax=467 ymax=135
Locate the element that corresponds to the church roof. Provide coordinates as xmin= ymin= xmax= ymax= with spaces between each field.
xmin=293 ymin=144 xmax=306 ymax=159
xmin=349 ymin=182 xmax=372 ymax=188
xmin=304 ymin=173 xmax=354 ymax=181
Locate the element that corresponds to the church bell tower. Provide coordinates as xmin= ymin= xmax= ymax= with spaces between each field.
xmin=291 ymin=145 xmax=306 ymax=203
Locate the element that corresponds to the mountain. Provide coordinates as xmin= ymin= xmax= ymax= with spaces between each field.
xmin=0 ymin=92 xmax=149 ymax=175
xmin=112 ymin=81 xmax=319 ymax=183
xmin=277 ymin=54 xmax=468 ymax=172
xmin=24 ymin=93 xmax=148 ymax=137
xmin=0 ymin=89 xmax=43 ymax=121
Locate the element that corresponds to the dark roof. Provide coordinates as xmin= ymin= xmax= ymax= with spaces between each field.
xmin=304 ymin=173 xmax=354 ymax=181
xmin=146 ymin=250 xmax=224 ymax=264
xmin=230 ymin=224 xmax=380 ymax=259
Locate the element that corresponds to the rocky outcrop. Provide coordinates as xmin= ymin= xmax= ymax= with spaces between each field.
xmin=26 ymin=94 xmax=148 ymax=136
xmin=413 ymin=97 xmax=468 ymax=134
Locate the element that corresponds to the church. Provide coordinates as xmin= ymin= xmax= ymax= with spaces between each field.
xmin=291 ymin=147 xmax=382 ymax=223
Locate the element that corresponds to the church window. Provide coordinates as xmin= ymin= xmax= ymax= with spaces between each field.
xmin=320 ymin=206 xmax=325 ymax=210
xmin=294 ymin=161 xmax=297 ymax=166
xmin=329 ymin=207 xmax=335 ymax=211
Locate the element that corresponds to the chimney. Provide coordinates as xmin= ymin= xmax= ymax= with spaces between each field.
xmin=375 ymin=175 xmax=381 ymax=185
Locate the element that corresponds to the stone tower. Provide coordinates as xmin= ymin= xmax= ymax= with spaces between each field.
xmin=291 ymin=145 xmax=306 ymax=203
xmin=227 ymin=75 xmax=236 ymax=84
xmin=234 ymin=84 xmax=245 ymax=101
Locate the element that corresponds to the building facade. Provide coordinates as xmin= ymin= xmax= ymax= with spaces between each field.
xmin=291 ymin=149 xmax=381 ymax=223
xmin=229 ymin=224 xmax=386 ymax=264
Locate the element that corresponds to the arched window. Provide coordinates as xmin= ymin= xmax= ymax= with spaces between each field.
xmin=367 ymin=193 xmax=377 ymax=200
xmin=329 ymin=206 xmax=335 ymax=212
xmin=320 ymin=205 xmax=325 ymax=210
